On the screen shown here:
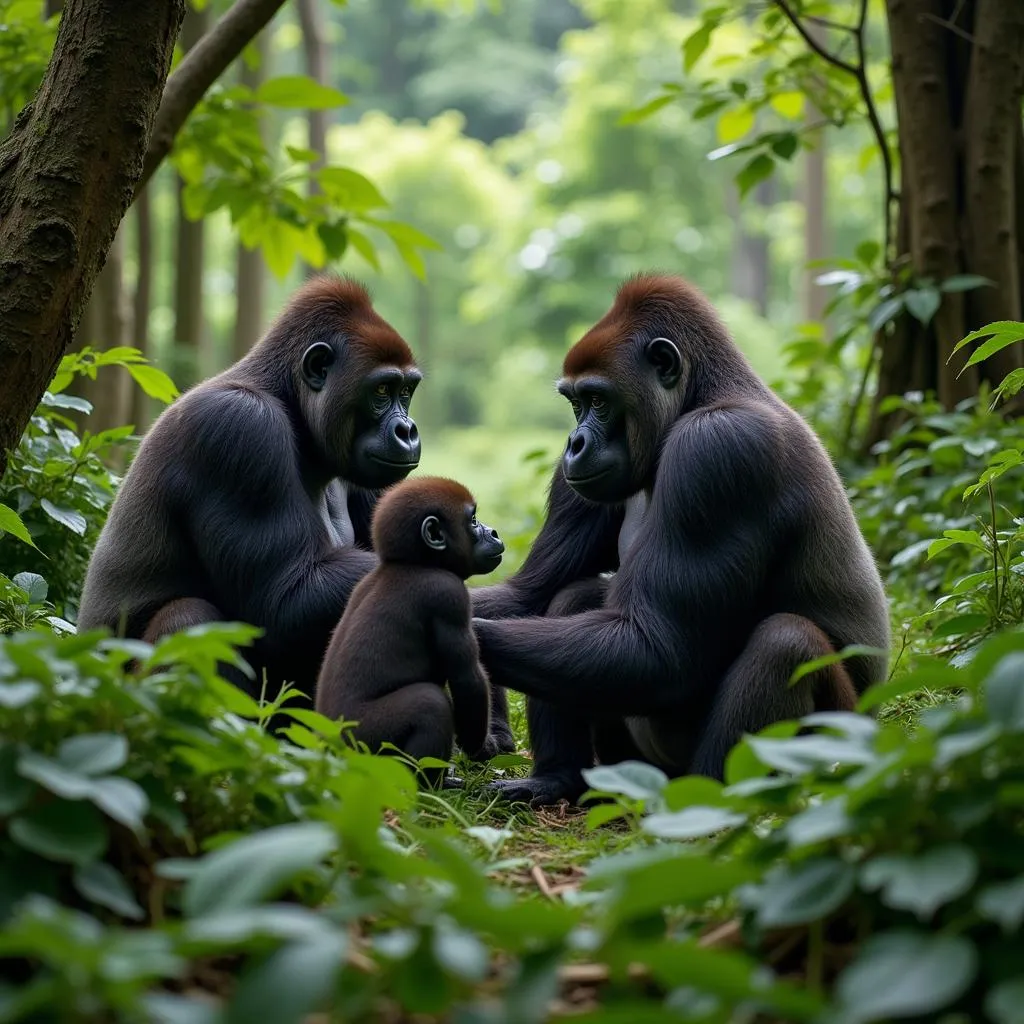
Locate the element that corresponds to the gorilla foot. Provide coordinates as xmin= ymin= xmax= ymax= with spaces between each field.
xmin=467 ymin=730 xmax=515 ymax=762
xmin=488 ymin=773 xmax=583 ymax=808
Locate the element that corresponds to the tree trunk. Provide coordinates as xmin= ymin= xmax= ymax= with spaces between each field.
xmin=131 ymin=183 xmax=155 ymax=432
xmin=802 ymin=128 xmax=828 ymax=324
xmin=0 ymin=0 xmax=184 ymax=479
xmin=727 ymin=180 xmax=774 ymax=317
xmin=233 ymin=34 xmax=267 ymax=360
xmin=297 ymin=0 xmax=329 ymax=278
xmin=171 ymin=4 xmax=208 ymax=391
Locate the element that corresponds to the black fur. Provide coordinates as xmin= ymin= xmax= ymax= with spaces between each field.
xmin=316 ymin=477 xmax=505 ymax=770
xmin=474 ymin=274 xmax=889 ymax=806
xmin=77 ymin=277 xmax=421 ymax=710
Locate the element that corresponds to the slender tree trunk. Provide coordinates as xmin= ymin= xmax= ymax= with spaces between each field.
xmin=802 ymin=128 xmax=828 ymax=324
xmin=728 ymin=181 xmax=773 ymax=317
xmin=0 ymin=0 xmax=184 ymax=478
xmin=132 ymin=184 xmax=155 ymax=431
xmin=171 ymin=4 xmax=208 ymax=391
xmin=297 ymin=0 xmax=328 ymax=278
xmin=233 ymin=35 xmax=267 ymax=360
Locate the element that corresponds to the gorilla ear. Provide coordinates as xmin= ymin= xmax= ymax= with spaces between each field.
xmin=645 ymin=337 xmax=684 ymax=390
xmin=301 ymin=342 xmax=335 ymax=392
xmin=421 ymin=515 xmax=447 ymax=551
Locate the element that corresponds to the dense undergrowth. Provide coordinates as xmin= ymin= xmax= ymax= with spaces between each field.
xmin=2 ymin=333 xmax=1024 ymax=1022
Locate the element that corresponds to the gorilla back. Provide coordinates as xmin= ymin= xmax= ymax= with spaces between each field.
xmin=78 ymin=276 xmax=421 ymax=704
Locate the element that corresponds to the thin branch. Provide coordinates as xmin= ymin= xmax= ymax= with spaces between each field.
xmin=133 ymin=0 xmax=288 ymax=199
xmin=773 ymin=0 xmax=858 ymax=75
xmin=774 ymin=0 xmax=896 ymax=262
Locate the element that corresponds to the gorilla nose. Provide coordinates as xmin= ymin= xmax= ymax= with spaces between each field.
xmin=390 ymin=418 xmax=421 ymax=458
xmin=567 ymin=429 xmax=587 ymax=457
xmin=489 ymin=527 xmax=500 ymax=541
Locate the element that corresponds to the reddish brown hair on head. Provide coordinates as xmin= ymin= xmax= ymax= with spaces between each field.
xmin=265 ymin=274 xmax=415 ymax=368
xmin=563 ymin=273 xmax=724 ymax=377
xmin=372 ymin=476 xmax=475 ymax=559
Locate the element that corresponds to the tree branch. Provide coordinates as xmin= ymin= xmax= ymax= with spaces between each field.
xmin=773 ymin=0 xmax=858 ymax=75
xmin=134 ymin=0 xmax=288 ymax=198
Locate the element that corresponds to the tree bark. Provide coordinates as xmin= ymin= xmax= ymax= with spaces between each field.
xmin=171 ymin=4 xmax=208 ymax=391
xmin=131 ymin=184 xmax=155 ymax=432
xmin=885 ymin=0 xmax=971 ymax=408
xmin=297 ymin=0 xmax=329 ymax=278
xmin=233 ymin=35 xmax=267 ymax=360
xmin=135 ymin=0 xmax=290 ymax=198
xmin=0 ymin=0 xmax=184 ymax=478
xmin=802 ymin=128 xmax=828 ymax=324
xmin=963 ymin=0 xmax=1024 ymax=379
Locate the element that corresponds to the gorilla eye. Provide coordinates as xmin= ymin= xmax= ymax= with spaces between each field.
xmin=399 ymin=385 xmax=412 ymax=399
xmin=374 ymin=383 xmax=389 ymax=397
xmin=590 ymin=395 xmax=606 ymax=412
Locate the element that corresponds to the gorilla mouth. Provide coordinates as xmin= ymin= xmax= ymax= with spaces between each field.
xmin=565 ymin=468 xmax=613 ymax=486
xmin=370 ymin=455 xmax=420 ymax=468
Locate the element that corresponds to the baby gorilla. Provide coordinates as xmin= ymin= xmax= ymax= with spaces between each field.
xmin=316 ymin=477 xmax=506 ymax=773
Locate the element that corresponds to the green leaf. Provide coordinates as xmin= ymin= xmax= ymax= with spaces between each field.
xmin=661 ymin=775 xmax=730 ymax=811
xmin=868 ymin=296 xmax=904 ymax=331
xmin=643 ymin=806 xmax=747 ymax=839
xmin=183 ymin=905 xmax=334 ymax=948
xmin=856 ymin=240 xmax=881 ymax=266
xmin=226 ymin=933 xmax=347 ymax=1024
xmin=789 ymin=644 xmax=887 ymax=686
xmin=618 ymin=94 xmax=675 ymax=126
xmin=0 ymin=503 xmax=38 ymax=548
xmin=40 ymin=498 xmax=87 ymax=535
xmin=582 ymin=761 xmax=667 ymax=801
xmin=986 ymin=978 xmax=1024 ymax=1024
xmin=931 ymin=612 xmax=990 ymax=640
xmin=860 ymin=845 xmax=977 ymax=920
xmin=256 ymin=75 xmax=348 ymax=110
xmin=770 ymin=132 xmax=799 ymax=160
xmin=834 ymin=932 xmax=977 ymax=1023
xmin=346 ymin=226 xmax=381 ymax=270
xmin=784 ymin=797 xmax=854 ymax=848
xmin=985 ymin=651 xmax=1024 ymax=729
xmin=125 ymin=363 xmax=179 ymax=404
xmin=88 ymin=776 xmax=149 ymax=832
xmin=717 ymin=105 xmax=754 ymax=144
xmin=682 ymin=21 xmax=714 ymax=71
xmin=735 ymin=153 xmax=774 ymax=198
xmin=585 ymin=803 xmax=629 ymax=829
xmin=12 ymin=572 xmax=47 ymax=603
xmin=769 ymin=91 xmax=804 ymax=119
xmin=9 ymin=799 xmax=108 ymax=864
xmin=940 ymin=274 xmax=992 ymax=293
xmin=317 ymin=167 xmax=388 ymax=212
xmin=904 ymin=287 xmax=941 ymax=325
xmin=756 ymin=858 xmax=855 ymax=928
xmin=17 ymin=751 xmax=96 ymax=800
xmin=58 ymin=733 xmax=128 ymax=776
xmin=432 ymin=922 xmax=489 ymax=981
xmin=976 ymin=877 xmax=1024 ymax=932
xmin=183 ymin=823 xmax=337 ymax=917
xmin=73 ymin=861 xmax=144 ymax=920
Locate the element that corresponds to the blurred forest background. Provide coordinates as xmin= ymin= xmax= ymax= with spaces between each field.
xmin=25 ymin=0 xmax=883 ymax=558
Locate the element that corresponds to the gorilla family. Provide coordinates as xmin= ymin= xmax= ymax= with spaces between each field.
xmin=472 ymin=273 xmax=890 ymax=805
xmin=316 ymin=476 xmax=505 ymax=770
xmin=78 ymin=271 xmax=888 ymax=805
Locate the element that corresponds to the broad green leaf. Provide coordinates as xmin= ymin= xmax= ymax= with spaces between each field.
xmin=261 ymin=220 xmax=305 ymax=279
xmin=986 ymin=979 xmax=1024 ymax=1024
xmin=868 ymin=296 xmax=904 ymax=331
xmin=976 ymin=877 xmax=1024 ymax=932
xmin=747 ymin=733 xmax=873 ymax=774
xmin=904 ymin=287 xmax=941 ymax=325
xmin=789 ymin=644 xmax=887 ymax=686
xmin=735 ymin=153 xmax=774 ymax=197
xmin=0 ymin=503 xmax=37 ymax=548
xmin=346 ymin=226 xmax=381 ymax=270
xmin=9 ymin=799 xmax=108 ymax=864
xmin=985 ymin=651 xmax=1024 ymax=729
xmin=784 ymin=797 xmax=854 ymax=848
xmin=73 ymin=861 xmax=144 ymax=920
xmin=951 ymin=320 xmax=1024 ymax=354
xmin=317 ymin=167 xmax=388 ymax=212
xmin=126 ymin=363 xmax=179 ymax=404
xmin=931 ymin=612 xmax=989 ymax=640
xmin=183 ymin=905 xmax=334 ymax=948
xmin=40 ymin=498 xmax=87 ymax=535
xmin=226 ymin=933 xmax=347 ymax=1024
xmin=585 ymin=803 xmax=629 ymax=829
xmin=58 ymin=733 xmax=128 ymax=776
xmin=834 ymin=932 xmax=977 ymax=1023
xmin=11 ymin=572 xmax=47 ymax=603
xmin=618 ymin=94 xmax=675 ymax=126
xmin=717 ymin=105 xmax=754 ymax=144
xmin=41 ymin=391 xmax=92 ymax=413
xmin=661 ymin=775 xmax=730 ymax=811
xmin=432 ymin=922 xmax=489 ymax=981
xmin=940 ymin=274 xmax=992 ymax=293
xmin=256 ymin=75 xmax=348 ymax=110
xmin=756 ymin=858 xmax=855 ymax=927
xmin=770 ymin=132 xmax=799 ymax=160
xmin=88 ymin=776 xmax=149 ymax=831
xmin=183 ymin=822 xmax=337 ymax=917
xmin=17 ymin=751 xmax=96 ymax=800
xmin=682 ymin=21 xmax=714 ymax=71
xmin=961 ymin=328 xmax=1024 ymax=371
xmin=769 ymin=91 xmax=804 ymax=119
xmin=860 ymin=845 xmax=977 ymax=919
xmin=582 ymin=761 xmax=667 ymax=801
xmin=643 ymin=806 xmax=746 ymax=839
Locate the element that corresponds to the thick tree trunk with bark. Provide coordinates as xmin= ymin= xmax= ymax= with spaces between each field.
xmin=0 ymin=0 xmax=184 ymax=477
xmin=869 ymin=0 xmax=1024 ymax=438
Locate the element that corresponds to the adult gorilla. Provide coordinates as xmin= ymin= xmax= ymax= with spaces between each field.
xmin=472 ymin=273 xmax=890 ymax=805
xmin=78 ymin=276 xmax=425 ymax=708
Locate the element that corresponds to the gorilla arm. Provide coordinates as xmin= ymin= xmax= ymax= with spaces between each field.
xmin=471 ymin=467 xmax=623 ymax=620
xmin=181 ymin=388 xmax=377 ymax=653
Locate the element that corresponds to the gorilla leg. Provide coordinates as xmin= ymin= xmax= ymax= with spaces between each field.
xmin=353 ymin=683 xmax=455 ymax=787
xmin=689 ymin=613 xmax=856 ymax=780
xmin=491 ymin=578 xmax=610 ymax=806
